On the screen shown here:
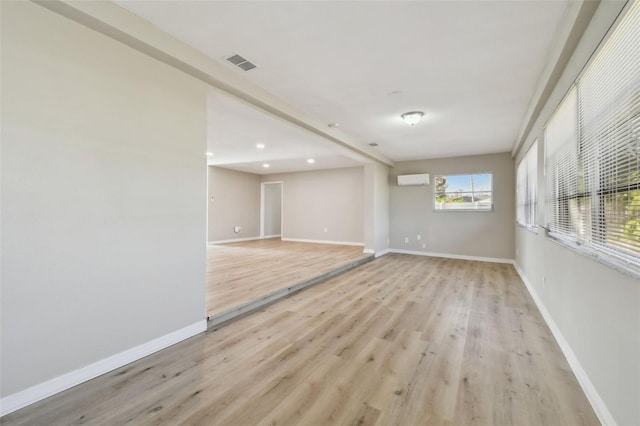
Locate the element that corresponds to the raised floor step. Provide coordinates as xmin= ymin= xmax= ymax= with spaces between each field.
xmin=207 ymin=253 xmax=375 ymax=330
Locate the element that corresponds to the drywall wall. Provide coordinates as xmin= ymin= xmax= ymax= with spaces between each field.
xmin=263 ymin=182 xmax=282 ymax=237
xmin=364 ymin=163 xmax=390 ymax=253
xmin=515 ymin=2 xmax=638 ymax=424
xmin=390 ymin=153 xmax=515 ymax=260
xmin=1 ymin=0 xmax=206 ymax=402
xmin=207 ymin=166 xmax=261 ymax=242
xmin=33 ymin=1 xmax=391 ymax=169
xmin=264 ymin=167 xmax=364 ymax=244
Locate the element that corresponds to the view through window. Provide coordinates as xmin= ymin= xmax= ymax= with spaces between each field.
xmin=434 ymin=173 xmax=493 ymax=211
xmin=545 ymin=0 xmax=639 ymax=269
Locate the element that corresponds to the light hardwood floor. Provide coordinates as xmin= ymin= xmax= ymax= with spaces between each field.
xmin=2 ymin=254 xmax=598 ymax=425
xmin=207 ymin=239 xmax=371 ymax=316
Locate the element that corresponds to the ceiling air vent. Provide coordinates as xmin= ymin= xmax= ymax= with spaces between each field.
xmin=368 ymin=143 xmax=379 ymax=147
xmin=226 ymin=54 xmax=257 ymax=71
xmin=237 ymin=61 xmax=256 ymax=71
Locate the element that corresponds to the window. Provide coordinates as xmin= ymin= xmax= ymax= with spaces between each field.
xmin=434 ymin=173 xmax=493 ymax=211
xmin=546 ymin=88 xmax=581 ymax=240
xmin=545 ymin=0 xmax=640 ymax=270
xmin=517 ymin=140 xmax=538 ymax=229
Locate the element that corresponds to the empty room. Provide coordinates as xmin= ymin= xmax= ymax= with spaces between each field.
xmin=1 ymin=1 xmax=638 ymax=425
xmin=205 ymin=91 xmax=373 ymax=323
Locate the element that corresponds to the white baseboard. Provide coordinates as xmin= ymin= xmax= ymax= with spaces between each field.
xmin=390 ymin=249 xmax=514 ymax=264
xmin=281 ymin=238 xmax=364 ymax=247
xmin=208 ymin=236 xmax=261 ymax=244
xmin=0 ymin=320 xmax=206 ymax=417
xmin=513 ymin=263 xmax=616 ymax=426
xmin=261 ymin=234 xmax=281 ymax=239
xmin=375 ymin=248 xmax=392 ymax=258
xmin=363 ymin=248 xmax=374 ymax=254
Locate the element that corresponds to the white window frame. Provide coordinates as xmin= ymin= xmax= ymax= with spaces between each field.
xmin=544 ymin=0 xmax=640 ymax=276
xmin=517 ymin=140 xmax=538 ymax=231
xmin=433 ymin=172 xmax=494 ymax=212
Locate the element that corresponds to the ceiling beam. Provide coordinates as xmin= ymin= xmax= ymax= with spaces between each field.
xmin=32 ymin=0 xmax=394 ymax=168
xmin=511 ymin=0 xmax=600 ymax=159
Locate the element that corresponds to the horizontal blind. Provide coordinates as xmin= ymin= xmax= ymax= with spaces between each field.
xmin=517 ymin=140 xmax=538 ymax=227
xmin=546 ymin=87 xmax=579 ymax=239
xmin=578 ymin=0 xmax=640 ymax=261
xmin=526 ymin=140 xmax=538 ymax=227
xmin=517 ymin=157 xmax=526 ymax=224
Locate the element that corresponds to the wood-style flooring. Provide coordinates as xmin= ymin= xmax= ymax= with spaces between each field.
xmin=206 ymin=239 xmax=370 ymax=316
xmin=2 ymin=254 xmax=598 ymax=425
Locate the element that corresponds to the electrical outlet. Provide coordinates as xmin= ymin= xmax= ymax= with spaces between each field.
xmin=404 ymin=237 xmax=409 ymax=244
xmin=324 ymin=227 xmax=328 ymax=233
xmin=417 ymin=234 xmax=421 ymax=240
xmin=210 ymin=196 xmax=215 ymax=202
xmin=422 ymin=243 xmax=426 ymax=249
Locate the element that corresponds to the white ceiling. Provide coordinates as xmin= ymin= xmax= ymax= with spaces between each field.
xmin=206 ymin=90 xmax=364 ymax=174
xmin=117 ymin=0 xmax=570 ymax=170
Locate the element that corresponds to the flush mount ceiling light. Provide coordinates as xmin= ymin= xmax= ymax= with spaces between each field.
xmin=262 ymin=163 xmax=270 ymax=168
xmin=256 ymin=143 xmax=265 ymax=149
xmin=206 ymin=152 xmax=213 ymax=156
xmin=401 ymin=111 xmax=424 ymax=126
xmin=307 ymin=158 xmax=315 ymax=164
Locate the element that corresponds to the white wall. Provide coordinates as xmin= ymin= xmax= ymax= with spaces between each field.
xmin=364 ymin=163 xmax=390 ymax=254
xmin=1 ymin=0 xmax=206 ymax=404
xmin=263 ymin=183 xmax=282 ymax=237
xmin=390 ymin=153 xmax=515 ymax=260
xmin=514 ymin=2 xmax=639 ymax=424
xmin=264 ymin=167 xmax=364 ymax=244
xmin=207 ymin=166 xmax=261 ymax=242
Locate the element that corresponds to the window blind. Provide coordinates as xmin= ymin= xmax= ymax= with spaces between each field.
xmin=578 ymin=0 xmax=640 ymax=261
xmin=517 ymin=159 xmax=526 ymax=224
xmin=517 ymin=140 xmax=538 ymax=228
xmin=545 ymin=87 xmax=580 ymax=241
xmin=545 ymin=0 xmax=640 ymax=268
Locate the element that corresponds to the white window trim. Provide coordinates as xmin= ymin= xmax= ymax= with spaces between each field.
xmin=542 ymin=0 xmax=640 ymax=276
xmin=432 ymin=172 xmax=494 ymax=212
xmin=516 ymin=140 xmax=539 ymax=233
xmin=546 ymin=230 xmax=640 ymax=278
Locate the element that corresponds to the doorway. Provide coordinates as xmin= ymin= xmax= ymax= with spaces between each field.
xmin=260 ymin=181 xmax=283 ymax=238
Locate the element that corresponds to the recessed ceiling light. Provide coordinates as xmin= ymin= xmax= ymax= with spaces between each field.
xmin=206 ymin=152 xmax=213 ymax=156
xmin=263 ymin=163 xmax=270 ymax=168
xmin=307 ymin=158 xmax=315 ymax=164
xmin=401 ymin=111 xmax=424 ymax=126
xmin=256 ymin=143 xmax=265 ymax=149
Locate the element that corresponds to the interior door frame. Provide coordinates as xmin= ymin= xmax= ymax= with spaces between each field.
xmin=260 ymin=181 xmax=284 ymax=238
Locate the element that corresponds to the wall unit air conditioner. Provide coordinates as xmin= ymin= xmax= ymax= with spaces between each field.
xmin=397 ymin=173 xmax=430 ymax=186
